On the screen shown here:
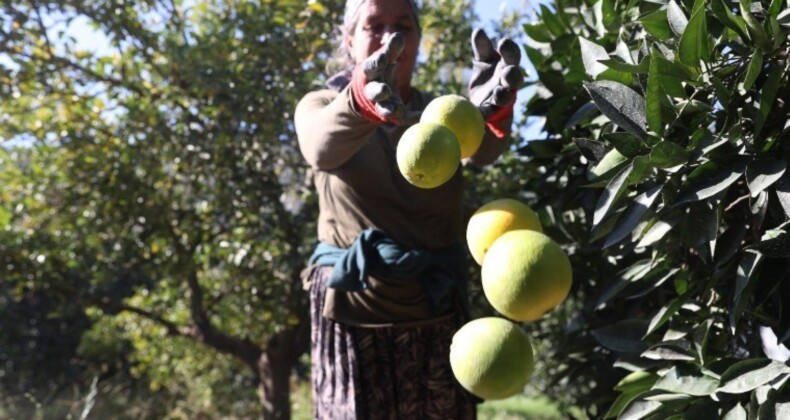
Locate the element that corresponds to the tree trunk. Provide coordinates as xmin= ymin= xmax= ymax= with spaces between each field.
xmin=256 ymin=310 xmax=311 ymax=419
xmin=258 ymin=349 xmax=292 ymax=420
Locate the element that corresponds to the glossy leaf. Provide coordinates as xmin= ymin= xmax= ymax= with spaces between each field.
xmin=742 ymin=49 xmax=764 ymax=91
xmin=603 ymin=183 xmax=664 ymax=249
xmin=650 ymin=141 xmax=689 ymax=168
xmin=592 ymin=319 xmax=651 ymax=353
xmin=641 ymin=9 xmax=674 ymax=41
xmin=594 ymin=156 xmax=651 ymax=227
xmin=652 ymin=365 xmax=720 ymax=396
xmin=604 ymin=132 xmax=649 ymax=158
xmin=646 ymin=54 xmax=664 ymax=135
xmin=746 ymin=159 xmax=787 ymax=197
xmin=585 ymin=80 xmax=649 ymax=139
xmin=678 ymin=2 xmax=710 ymax=68
xmin=674 ymin=159 xmax=747 ymax=205
xmin=717 ymin=359 xmax=790 ymax=393
xmin=667 ymin=0 xmax=689 ymax=36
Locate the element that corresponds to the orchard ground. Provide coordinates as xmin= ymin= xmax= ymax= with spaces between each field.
xmin=289 ymin=375 xmax=581 ymax=420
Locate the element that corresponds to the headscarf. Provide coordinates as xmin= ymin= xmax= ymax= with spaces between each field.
xmin=343 ymin=0 xmax=421 ymax=33
xmin=327 ymin=0 xmax=421 ymax=91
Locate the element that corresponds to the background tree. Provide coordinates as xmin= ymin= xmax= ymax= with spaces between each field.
xmin=517 ymin=0 xmax=790 ymax=417
xmin=1 ymin=1 xmax=341 ymax=418
xmin=0 ymin=0 xmax=486 ymax=418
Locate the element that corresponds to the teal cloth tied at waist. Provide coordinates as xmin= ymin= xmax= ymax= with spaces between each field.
xmin=308 ymin=229 xmax=468 ymax=309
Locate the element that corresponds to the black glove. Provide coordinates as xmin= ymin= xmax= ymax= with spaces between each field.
xmin=468 ymin=29 xmax=524 ymax=137
xmin=351 ymin=33 xmax=418 ymax=124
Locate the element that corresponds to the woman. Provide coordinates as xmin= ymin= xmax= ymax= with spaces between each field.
xmin=294 ymin=0 xmax=523 ymax=418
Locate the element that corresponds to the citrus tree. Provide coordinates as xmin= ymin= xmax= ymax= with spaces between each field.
xmin=516 ymin=0 xmax=790 ymax=417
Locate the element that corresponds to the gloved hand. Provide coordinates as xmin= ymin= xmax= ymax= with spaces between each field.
xmin=351 ymin=33 xmax=416 ymax=125
xmin=468 ymin=29 xmax=524 ymax=138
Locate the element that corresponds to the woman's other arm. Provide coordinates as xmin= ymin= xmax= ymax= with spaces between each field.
xmin=295 ymin=87 xmax=377 ymax=170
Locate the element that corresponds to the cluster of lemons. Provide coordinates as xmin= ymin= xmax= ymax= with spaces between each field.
xmin=395 ymin=94 xmax=573 ymax=401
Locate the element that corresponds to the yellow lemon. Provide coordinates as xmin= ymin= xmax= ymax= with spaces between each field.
xmin=421 ymin=94 xmax=485 ymax=159
xmin=396 ymin=121 xmax=461 ymax=189
xmin=482 ymin=230 xmax=572 ymax=322
xmin=466 ymin=198 xmax=542 ymax=266
xmin=450 ymin=317 xmax=534 ymax=400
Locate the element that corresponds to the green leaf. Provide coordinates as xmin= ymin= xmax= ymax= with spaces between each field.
xmin=645 ymin=297 xmax=685 ymax=337
xmin=650 ymin=141 xmax=689 ymax=168
xmin=674 ymin=159 xmax=747 ymax=205
xmin=620 ymin=399 xmax=663 ymax=420
xmin=607 ymin=372 xmax=660 ymax=419
xmin=750 ymin=231 xmax=790 ymax=258
xmin=723 ymin=403 xmax=748 ymax=420
xmin=756 ymin=386 xmax=790 ymax=419
xmin=641 ymin=9 xmax=674 ymax=41
xmin=574 ymin=137 xmax=610 ymax=162
xmin=603 ymin=183 xmax=664 ymax=249
xmin=681 ymin=199 xmax=719 ymax=249
xmin=0 ymin=206 xmax=10 ymax=229
xmin=647 ymin=54 xmax=664 ymax=135
xmin=746 ymin=159 xmax=787 ymax=197
xmin=595 ymin=260 xmax=657 ymax=308
xmin=566 ymin=102 xmax=599 ymax=129
xmin=599 ymin=58 xmax=650 ymax=74
xmin=769 ymin=0 xmax=785 ymax=18
xmin=598 ymin=68 xmax=636 ymax=85
xmin=602 ymin=0 xmax=619 ymax=27
xmin=711 ymin=0 xmax=751 ymax=41
xmin=591 ymin=319 xmax=651 ymax=353
xmin=584 ymin=81 xmax=649 ymax=139
xmin=594 ymin=161 xmax=636 ymax=227
xmin=742 ymin=49 xmax=764 ymax=91
xmin=740 ymin=0 xmax=773 ymax=51
xmin=757 ymin=64 xmax=786 ymax=134
xmin=678 ymin=3 xmax=710 ymax=68
xmin=580 ymin=37 xmax=611 ymax=78
xmin=524 ymin=22 xmax=554 ymax=43
xmin=717 ymin=359 xmax=790 ymax=394
xmin=616 ymin=371 xmax=661 ymax=392
xmin=693 ymin=319 xmax=714 ymax=364
xmin=653 ymin=54 xmax=697 ymax=97
xmin=604 ymin=132 xmax=649 ymax=158
xmin=541 ymin=4 xmax=568 ymax=37
xmin=594 ymin=156 xmax=651 ymax=227
xmin=667 ymin=0 xmax=689 ymax=36
xmin=637 ymin=212 xmax=683 ymax=247
xmin=730 ymin=251 xmax=763 ymax=331
xmin=652 ymin=365 xmax=720 ymax=396
xmin=776 ymin=172 xmax=790 ymax=217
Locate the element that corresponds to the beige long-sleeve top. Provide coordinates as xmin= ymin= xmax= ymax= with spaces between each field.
xmin=295 ymin=85 xmax=508 ymax=326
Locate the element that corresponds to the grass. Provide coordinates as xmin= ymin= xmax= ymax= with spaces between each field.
xmin=291 ymin=378 xmax=575 ymax=420
xmin=477 ymin=394 xmax=566 ymax=419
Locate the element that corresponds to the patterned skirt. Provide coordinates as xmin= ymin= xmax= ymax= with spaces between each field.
xmin=309 ymin=266 xmax=478 ymax=419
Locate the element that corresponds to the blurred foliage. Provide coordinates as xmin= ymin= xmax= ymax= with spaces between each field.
xmin=515 ymin=0 xmax=790 ymax=417
xmin=0 ymin=0 xmax=497 ymax=418
xmin=1 ymin=0 xmax=338 ymax=418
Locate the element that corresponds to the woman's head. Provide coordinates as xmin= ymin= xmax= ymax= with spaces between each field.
xmin=333 ymin=0 xmax=421 ymax=97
